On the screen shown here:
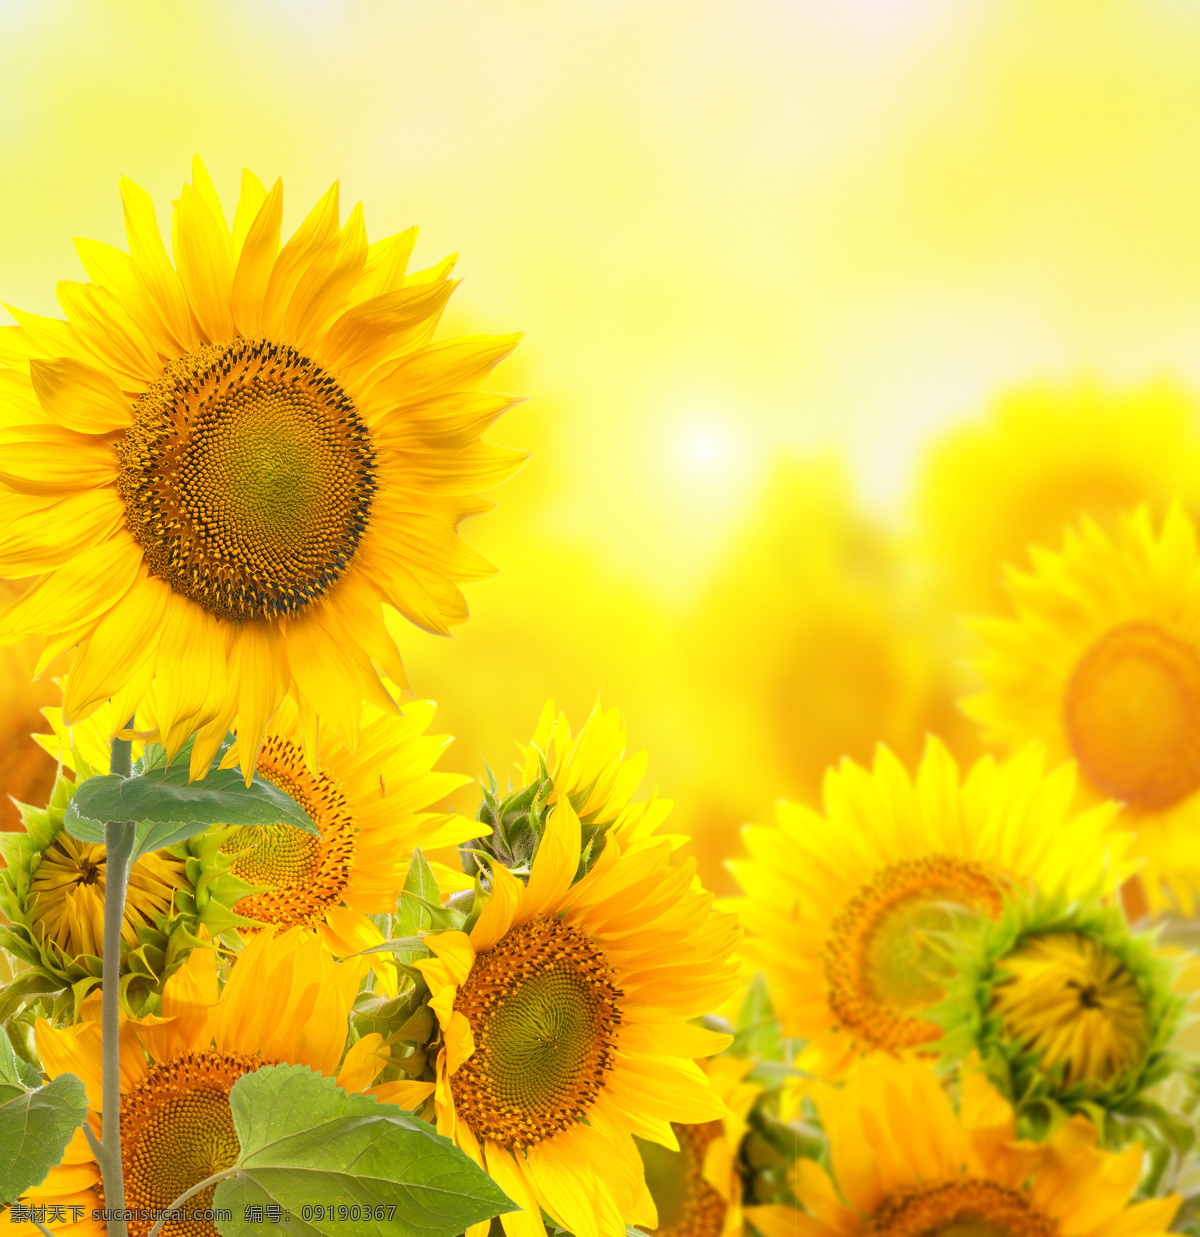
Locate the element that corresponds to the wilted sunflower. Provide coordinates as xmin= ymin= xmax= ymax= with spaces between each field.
xmin=635 ymin=1054 xmax=761 ymax=1237
xmin=215 ymin=695 xmax=483 ymax=986
xmin=418 ymin=797 xmax=741 ymax=1237
xmin=916 ymin=379 xmax=1200 ymax=615
xmin=745 ymin=1054 xmax=1179 ymax=1237
xmin=2 ymin=928 xmax=430 ymax=1237
xmin=729 ymin=740 xmax=1132 ymax=1078
xmin=967 ymin=506 xmax=1200 ymax=913
xmin=0 ymin=158 xmax=525 ymax=781
xmin=933 ymin=894 xmax=1185 ymax=1126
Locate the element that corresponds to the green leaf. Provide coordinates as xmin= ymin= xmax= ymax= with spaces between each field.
xmin=731 ymin=974 xmax=784 ymax=1062
xmin=0 ymin=1026 xmax=89 ymax=1203
xmin=352 ymin=938 xmax=430 ymax=958
xmin=213 ymin=1064 xmax=513 ymax=1237
xmin=394 ymin=850 xmax=440 ymax=936
xmin=64 ymin=766 xmax=319 ymax=862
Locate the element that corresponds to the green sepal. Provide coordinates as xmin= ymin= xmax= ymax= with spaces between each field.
xmin=928 ymin=889 xmax=1188 ymax=1140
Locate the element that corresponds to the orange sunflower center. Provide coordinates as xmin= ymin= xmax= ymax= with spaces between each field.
xmin=637 ymin=1121 xmax=728 ymax=1237
xmin=1064 ymin=621 xmax=1200 ymax=810
xmin=864 ymin=1179 xmax=1058 ymax=1237
xmin=107 ymin=1049 xmax=265 ymax=1237
xmin=450 ymin=915 xmax=622 ymax=1148
xmin=222 ymin=733 xmax=355 ymax=930
xmin=824 ymin=856 xmax=1006 ymax=1051
xmin=117 ymin=338 xmax=377 ymax=621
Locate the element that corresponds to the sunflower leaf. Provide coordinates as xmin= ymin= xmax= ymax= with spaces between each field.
xmin=64 ymin=767 xmax=319 ymax=861
xmin=212 ymin=1064 xmax=514 ymax=1237
xmin=0 ymin=1025 xmax=89 ymax=1203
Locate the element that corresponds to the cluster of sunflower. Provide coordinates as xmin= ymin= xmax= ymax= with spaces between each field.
xmin=0 ymin=162 xmax=742 ymax=1237
xmin=2 ymin=157 xmax=1200 ymax=1237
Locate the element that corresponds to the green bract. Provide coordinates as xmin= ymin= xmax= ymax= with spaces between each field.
xmin=930 ymin=891 xmax=1187 ymax=1142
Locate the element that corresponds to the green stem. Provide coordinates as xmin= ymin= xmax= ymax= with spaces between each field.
xmin=100 ymin=725 xmax=136 ymax=1237
xmin=145 ymin=1168 xmax=241 ymax=1237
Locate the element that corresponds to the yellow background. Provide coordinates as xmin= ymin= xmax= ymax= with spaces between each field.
xmin=4 ymin=0 xmax=1200 ymax=887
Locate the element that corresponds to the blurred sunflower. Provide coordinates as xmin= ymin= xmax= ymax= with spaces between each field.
xmin=0 ymin=582 xmax=58 ymax=833
xmin=635 ymin=1054 xmax=761 ymax=1237
xmin=678 ymin=459 xmax=970 ymax=883
xmin=1 ymin=928 xmax=428 ymax=1237
xmin=729 ymin=740 xmax=1132 ymax=1078
xmin=0 ymin=157 xmax=525 ymax=781
xmin=933 ymin=894 xmax=1185 ymax=1125
xmin=967 ymin=506 xmax=1200 ymax=913
xmin=745 ymin=1054 xmax=1179 ymax=1237
xmin=916 ymin=380 xmax=1200 ymax=615
xmin=418 ymin=797 xmax=740 ymax=1237
xmin=216 ymin=696 xmax=483 ymax=989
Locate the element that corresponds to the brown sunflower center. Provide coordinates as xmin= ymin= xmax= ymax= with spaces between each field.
xmin=117 ymin=338 xmax=376 ymax=621
xmin=824 ymin=856 xmax=1005 ymax=1051
xmin=990 ymin=931 xmax=1147 ymax=1089
xmin=637 ymin=1121 xmax=728 ymax=1237
xmin=111 ymin=1049 xmax=266 ymax=1237
xmin=450 ymin=915 xmax=621 ymax=1148
xmin=1065 ymin=621 xmax=1200 ymax=809
xmin=29 ymin=834 xmax=184 ymax=958
xmin=222 ymin=733 xmax=355 ymax=931
xmin=864 ymin=1179 xmax=1058 ymax=1237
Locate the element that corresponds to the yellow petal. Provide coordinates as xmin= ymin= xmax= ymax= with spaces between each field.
xmin=29 ymin=357 xmax=134 ymax=433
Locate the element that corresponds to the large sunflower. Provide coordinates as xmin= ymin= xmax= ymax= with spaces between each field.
xmin=745 ymin=1054 xmax=1179 ymax=1237
xmin=215 ymin=695 xmax=484 ymax=985
xmin=1 ymin=928 xmax=429 ymax=1237
xmin=966 ymin=506 xmax=1200 ymax=913
xmin=915 ymin=380 xmax=1200 ymax=615
xmin=0 ymin=158 xmax=525 ymax=781
xmin=418 ymin=797 xmax=741 ymax=1237
xmin=729 ymin=739 xmax=1133 ymax=1078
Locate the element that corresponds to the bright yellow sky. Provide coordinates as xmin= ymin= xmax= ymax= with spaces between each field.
xmin=5 ymin=0 xmax=1200 ymax=880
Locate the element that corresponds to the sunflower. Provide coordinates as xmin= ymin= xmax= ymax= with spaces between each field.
xmin=1 ymin=927 xmax=429 ymax=1237
xmin=729 ymin=739 xmax=1133 ymax=1079
xmin=676 ymin=458 xmax=973 ymax=885
xmin=0 ymin=700 xmax=257 ymax=1014
xmin=932 ymin=894 xmax=1186 ymax=1128
xmin=0 ymin=158 xmax=526 ymax=781
xmin=214 ymin=695 xmax=484 ymax=986
xmin=0 ymin=582 xmax=58 ymax=832
xmin=966 ymin=506 xmax=1200 ymax=914
xmin=915 ymin=379 xmax=1200 ymax=616
xmin=417 ymin=796 xmax=741 ymax=1237
xmin=635 ymin=1054 xmax=761 ymax=1237
xmin=744 ymin=1054 xmax=1179 ymax=1237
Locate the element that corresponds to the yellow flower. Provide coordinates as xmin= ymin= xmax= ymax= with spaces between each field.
xmin=636 ymin=1054 xmax=761 ymax=1237
xmin=418 ymin=798 xmax=741 ymax=1237
xmin=966 ymin=506 xmax=1200 ymax=913
xmin=932 ymin=895 xmax=1185 ymax=1122
xmin=745 ymin=1054 xmax=1179 ymax=1237
xmin=0 ymin=158 xmax=525 ymax=780
xmin=3 ymin=928 xmax=428 ymax=1237
xmin=915 ymin=379 xmax=1200 ymax=615
xmin=0 ymin=582 xmax=58 ymax=833
xmin=519 ymin=699 xmax=677 ymax=848
xmin=217 ymin=696 xmax=484 ymax=988
xmin=729 ymin=740 xmax=1132 ymax=1078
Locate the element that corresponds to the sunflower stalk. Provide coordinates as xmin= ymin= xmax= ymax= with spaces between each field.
xmin=99 ymin=725 xmax=136 ymax=1237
